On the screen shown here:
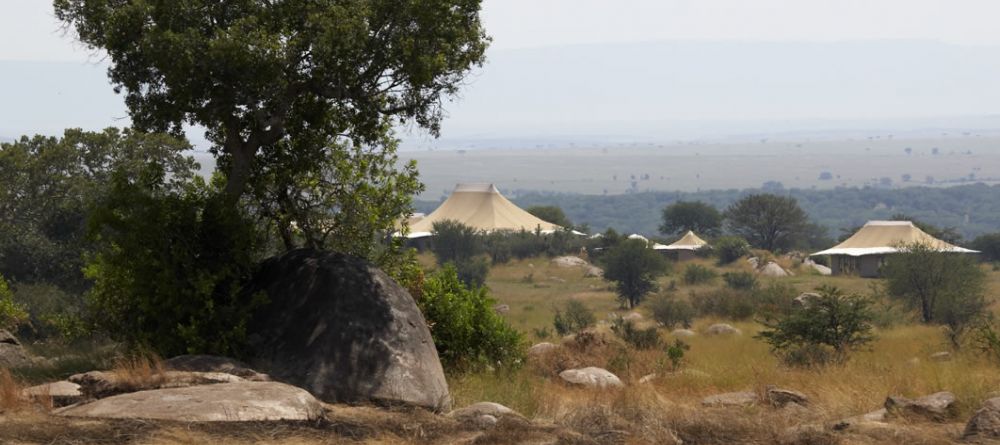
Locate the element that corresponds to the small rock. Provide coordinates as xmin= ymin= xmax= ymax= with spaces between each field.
xmin=551 ymin=256 xmax=589 ymax=268
xmin=758 ymin=261 xmax=790 ymax=277
xmin=705 ymin=323 xmax=742 ymax=336
xmin=767 ymin=386 xmax=809 ymax=407
xmin=929 ymin=351 xmax=952 ymax=362
xmin=622 ymin=312 xmax=643 ymax=322
xmin=671 ymin=328 xmax=696 ymax=337
xmin=449 ymin=402 xmax=518 ymax=419
xmin=638 ymin=374 xmax=657 ymax=384
xmin=884 ymin=391 xmax=957 ymax=421
xmin=493 ymin=304 xmax=510 ymax=315
xmin=528 ymin=342 xmax=558 ymax=356
xmin=747 ymin=257 xmax=760 ymax=268
xmin=793 ymin=293 xmax=820 ymax=307
xmin=584 ymin=266 xmax=604 ymax=278
xmin=832 ymin=408 xmax=888 ymax=431
xmin=0 ymin=329 xmax=21 ymax=345
xmin=549 ymin=276 xmax=567 ymax=283
xmin=963 ymin=397 xmax=1000 ymax=440
xmin=702 ymin=391 xmax=759 ymax=407
xmin=21 ymin=381 xmax=83 ymax=407
xmin=559 ymin=367 xmax=623 ymax=389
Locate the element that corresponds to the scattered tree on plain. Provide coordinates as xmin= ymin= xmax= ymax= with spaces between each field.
xmin=659 ymin=201 xmax=722 ymax=236
xmin=602 ymin=239 xmax=668 ymax=308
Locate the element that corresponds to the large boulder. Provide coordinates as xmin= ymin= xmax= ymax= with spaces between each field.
xmin=559 ymin=367 xmax=623 ymax=389
xmin=245 ymin=249 xmax=450 ymax=412
xmin=0 ymin=329 xmax=34 ymax=369
xmin=963 ymin=397 xmax=1000 ymax=440
xmin=55 ymin=381 xmax=323 ymax=422
xmin=758 ymin=261 xmax=790 ymax=277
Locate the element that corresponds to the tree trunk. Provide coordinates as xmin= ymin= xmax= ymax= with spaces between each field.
xmin=223 ymin=143 xmax=253 ymax=204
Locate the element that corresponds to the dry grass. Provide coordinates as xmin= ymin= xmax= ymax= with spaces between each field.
xmin=109 ymin=353 xmax=167 ymax=390
xmin=0 ymin=367 xmax=28 ymax=412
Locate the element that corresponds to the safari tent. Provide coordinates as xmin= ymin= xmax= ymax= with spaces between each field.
xmin=811 ymin=221 xmax=978 ymax=277
xmin=405 ymin=183 xmax=563 ymax=238
xmin=659 ymin=231 xmax=710 ymax=261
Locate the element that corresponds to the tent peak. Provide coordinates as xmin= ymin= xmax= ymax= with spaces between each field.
xmin=864 ymin=220 xmax=914 ymax=227
xmin=453 ymin=183 xmax=499 ymax=193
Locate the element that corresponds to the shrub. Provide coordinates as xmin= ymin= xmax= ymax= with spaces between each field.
xmin=648 ymin=294 xmax=695 ymax=329
xmin=452 ymin=256 xmax=490 ymax=289
xmin=682 ymin=264 xmax=717 ymax=285
xmin=532 ymin=327 xmax=551 ymax=339
xmin=419 ymin=265 xmax=524 ymax=371
xmin=553 ymin=300 xmax=596 ymax=336
xmin=691 ymin=289 xmax=756 ymax=320
xmin=611 ymin=317 xmax=661 ymax=350
xmin=723 ymin=271 xmax=758 ymax=290
xmin=756 ymin=286 xmax=875 ymax=367
xmin=9 ymin=282 xmax=81 ymax=341
xmin=713 ymin=236 xmax=750 ymax=265
xmin=430 ymin=220 xmax=482 ymax=265
xmin=0 ymin=275 xmax=28 ymax=332
xmin=663 ymin=339 xmax=690 ymax=371
xmin=971 ymin=233 xmax=1000 ymax=262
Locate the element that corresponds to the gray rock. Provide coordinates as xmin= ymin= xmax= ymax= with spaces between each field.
xmin=638 ymin=373 xmax=657 ymax=384
xmin=671 ymin=328 xmax=696 ymax=337
xmin=793 ymin=293 xmax=820 ymax=307
xmin=747 ymin=257 xmax=760 ymax=268
xmin=810 ymin=263 xmax=832 ymax=275
xmin=449 ymin=402 xmax=519 ymax=420
xmin=245 ymin=249 xmax=450 ymax=412
xmin=758 ymin=261 xmax=790 ymax=277
xmin=884 ymin=391 xmax=957 ymax=421
xmin=766 ymin=386 xmax=809 ymax=407
xmin=929 ymin=351 xmax=952 ymax=362
xmin=584 ymin=266 xmax=604 ymax=278
xmin=702 ymin=391 xmax=759 ymax=407
xmin=705 ymin=323 xmax=742 ymax=336
xmin=0 ymin=329 xmax=20 ymax=345
xmin=559 ymin=367 xmax=623 ymax=389
xmin=527 ymin=342 xmax=558 ymax=356
xmin=69 ymin=370 xmax=244 ymax=399
xmin=623 ymin=312 xmax=643 ymax=321
xmin=164 ymin=355 xmax=270 ymax=381
xmin=56 ymin=381 xmax=323 ymax=422
xmin=493 ymin=304 xmax=510 ymax=315
xmin=832 ymin=408 xmax=888 ymax=431
xmin=963 ymin=397 xmax=1000 ymax=440
xmin=0 ymin=330 xmax=33 ymax=369
xmin=21 ymin=381 xmax=83 ymax=407
xmin=551 ymin=256 xmax=589 ymax=268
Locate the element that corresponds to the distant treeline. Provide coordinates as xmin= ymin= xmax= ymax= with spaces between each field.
xmin=414 ymin=183 xmax=1000 ymax=241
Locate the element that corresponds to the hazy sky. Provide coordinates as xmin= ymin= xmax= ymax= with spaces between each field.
xmin=3 ymin=0 xmax=1000 ymax=61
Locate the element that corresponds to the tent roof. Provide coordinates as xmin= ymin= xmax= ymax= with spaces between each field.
xmin=407 ymin=183 xmax=562 ymax=235
xmin=812 ymin=221 xmax=978 ymax=257
xmin=661 ymin=231 xmax=710 ymax=251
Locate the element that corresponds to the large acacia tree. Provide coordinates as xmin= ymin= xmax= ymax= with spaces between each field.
xmin=54 ymin=0 xmax=490 ymax=204
xmin=725 ymin=194 xmax=808 ymax=251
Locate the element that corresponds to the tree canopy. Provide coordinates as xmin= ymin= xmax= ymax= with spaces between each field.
xmin=527 ymin=205 xmax=572 ymax=228
xmin=659 ymin=200 xmax=722 ymax=236
xmin=55 ymin=0 xmax=490 ymax=202
xmin=724 ymin=194 xmax=808 ymax=251
xmin=601 ymin=239 xmax=668 ymax=309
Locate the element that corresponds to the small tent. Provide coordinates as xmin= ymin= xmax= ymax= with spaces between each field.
xmin=405 ymin=183 xmax=562 ymax=237
xmin=660 ymin=231 xmax=710 ymax=261
xmin=811 ymin=221 xmax=978 ymax=277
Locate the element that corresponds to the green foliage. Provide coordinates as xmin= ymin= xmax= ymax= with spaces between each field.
xmin=483 ymin=229 xmax=585 ymax=264
xmin=659 ymin=201 xmax=722 ymax=236
xmin=757 ymin=286 xmax=876 ymax=367
xmin=664 ymin=339 xmax=690 ymax=371
xmin=526 ymin=205 xmax=572 ymax=228
xmin=882 ymin=243 xmax=988 ymax=346
xmin=648 ymin=294 xmax=695 ymax=329
xmin=713 ymin=236 xmax=750 ymax=265
xmin=56 ymin=0 xmax=490 ymax=201
xmin=532 ymin=327 xmax=551 ymax=340
xmin=419 ymin=265 xmax=524 ymax=371
xmin=602 ymin=239 xmax=669 ymax=308
xmin=553 ymin=300 xmax=596 ymax=336
xmin=85 ymin=165 xmax=265 ymax=357
xmin=453 ymin=257 xmax=491 ymax=289
xmin=431 ymin=220 xmax=483 ymax=265
xmin=691 ymin=281 xmax=796 ymax=321
xmin=0 ymin=275 xmax=28 ymax=332
xmin=973 ymin=320 xmax=1000 ymax=364
xmin=682 ymin=264 xmax=717 ymax=285
xmin=971 ymin=233 xmax=1000 ymax=262
xmin=611 ymin=317 xmax=661 ymax=350
xmin=9 ymin=283 xmax=85 ymax=341
xmin=723 ymin=271 xmax=758 ymax=291
xmin=725 ymin=194 xmax=809 ymax=251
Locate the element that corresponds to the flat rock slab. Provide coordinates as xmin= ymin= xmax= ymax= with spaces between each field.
xmin=70 ymin=370 xmax=244 ymax=399
xmin=528 ymin=342 xmax=558 ymax=356
xmin=885 ymin=391 xmax=957 ymax=421
xmin=22 ymin=381 xmax=83 ymax=407
xmin=56 ymin=381 xmax=323 ymax=422
xmin=559 ymin=367 xmax=623 ymax=389
xmin=165 ymin=355 xmax=271 ymax=381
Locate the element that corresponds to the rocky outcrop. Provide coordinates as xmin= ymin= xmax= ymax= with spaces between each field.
xmin=963 ymin=397 xmax=1000 ymax=440
xmin=69 ymin=370 xmax=244 ymax=399
xmin=164 ymin=355 xmax=270 ymax=381
xmin=767 ymin=386 xmax=809 ymax=408
xmin=758 ymin=261 xmax=791 ymax=277
xmin=245 ymin=249 xmax=450 ymax=411
xmin=884 ymin=391 xmax=957 ymax=421
xmin=0 ymin=329 xmax=34 ymax=369
xmin=559 ymin=367 xmax=623 ymax=389
xmin=793 ymin=292 xmax=820 ymax=307
xmin=55 ymin=381 xmax=323 ymax=422
xmin=552 ymin=256 xmax=589 ymax=268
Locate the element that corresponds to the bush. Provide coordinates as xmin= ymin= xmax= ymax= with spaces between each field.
xmin=691 ymin=289 xmax=756 ymax=320
xmin=611 ymin=317 xmax=661 ymax=350
xmin=452 ymin=256 xmax=490 ymax=289
xmin=723 ymin=271 xmax=758 ymax=290
xmin=648 ymin=294 xmax=695 ymax=329
xmin=418 ymin=265 xmax=524 ymax=371
xmin=553 ymin=300 xmax=596 ymax=336
xmin=663 ymin=339 xmax=690 ymax=371
xmin=9 ymin=282 xmax=82 ymax=341
xmin=971 ymin=233 xmax=1000 ymax=262
xmin=682 ymin=264 xmax=717 ymax=285
xmin=756 ymin=286 xmax=876 ymax=367
xmin=0 ymin=275 xmax=28 ymax=332
xmin=713 ymin=236 xmax=750 ymax=264
xmin=430 ymin=220 xmax=482 ymax=265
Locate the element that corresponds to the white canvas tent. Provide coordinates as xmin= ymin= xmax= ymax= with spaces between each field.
xmin=660 ymin=231 xmax=710 ymax=261
xmin=405 ymin=183 xmax=562 ymax=238
xmin=811 ymin=221 xmax=978 ymax=277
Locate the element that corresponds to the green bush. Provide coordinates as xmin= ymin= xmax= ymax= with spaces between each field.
xmin=452 ymin=256 xmax=490 ymax=289
xmin=756 ymin=286 xmax=876 ymax=367
xmin=648 ymin=294 xmax=695 ymax=329
xmin=84 ymin=167 xmax=265 ymax=357
xmin=418 ymin=265 xmax=524 ymax=371
xmin=430 ymin=220 xmax=483 ymax=265
xmin=553 ymin=300 xmax=596 ymax=336
xmin=611 ymin=317 xmax=661 ymax=350
xmin=723 ymin=271 xmax=758 ymax=290
xmin=663 ymin=339 xmax=690 ymax=371
xmin=713 ymin=236 xmax=750 ymax=265
xmin=0 ymin=275 xmax=28 ymax=332
xmin=682 ymin=264 xmax=717 ymax=285
xmin=9 ymin=282 xmax=82 ymax=340
xmin=691 ymin=289 xmax=756 ymax=320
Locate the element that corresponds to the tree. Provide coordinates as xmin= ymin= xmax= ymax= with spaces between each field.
xmin=713 ymin=236 xmax=750 ymax=264
xmin=55 ymin=0 xmax=489 ymax=204
xmin=724 ymin=194 xmax=808 ymax=251
xmin=659 ymin=201 xmax=721 ymax=236
xmin=756 ymin=285 xmax=875 ymax=366
xmin=882 ymin=243 xmax=988 ymax=346
xmin=430 ymin=220 xmax=483 ymax=265
xmin=527 ymin=206 xmax=572 ymax=228
xmin=602 ymin=239 xmax=668 ymax=308
xmin=971 ymin=233 xmax=1000 ymax=262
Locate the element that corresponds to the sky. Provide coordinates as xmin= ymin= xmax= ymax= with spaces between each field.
xmin=4 ymin=0 xmax=1000 ymax=62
